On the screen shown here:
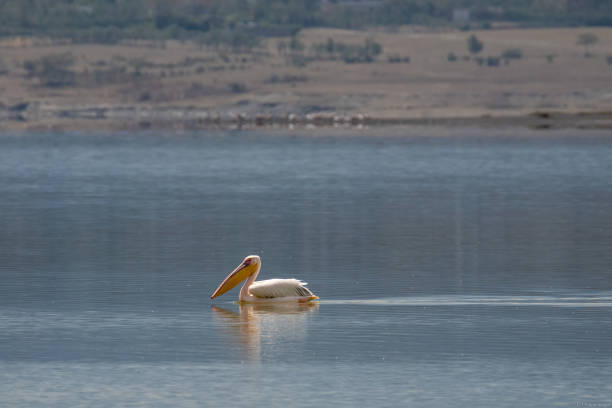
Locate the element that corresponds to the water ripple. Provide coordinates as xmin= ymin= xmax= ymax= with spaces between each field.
xmin=321 ymin=294 xmax=612 ymax=307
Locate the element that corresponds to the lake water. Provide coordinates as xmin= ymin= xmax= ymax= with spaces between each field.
xmin=1 ymin=128 xmax=611 ymax=407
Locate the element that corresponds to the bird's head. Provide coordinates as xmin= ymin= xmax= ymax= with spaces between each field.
xmin=210 ymin=255 xmax=261 ymax=299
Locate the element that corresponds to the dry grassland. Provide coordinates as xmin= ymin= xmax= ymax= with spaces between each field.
xmin=1 ymin=26 xmax=612 ymax=129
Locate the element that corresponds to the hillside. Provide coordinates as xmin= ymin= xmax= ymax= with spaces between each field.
xmin=1 ymin=26 xmax=612 ymax=130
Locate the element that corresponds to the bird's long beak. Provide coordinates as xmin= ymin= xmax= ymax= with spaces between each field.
xmin=210 ymin=262 xmax=255 ymax=299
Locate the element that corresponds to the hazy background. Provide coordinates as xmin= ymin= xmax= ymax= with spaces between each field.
xmin=2 ymin=0 xmax=612 ymax=41
xmin=1 ymin=0 xmax=612 ymax=130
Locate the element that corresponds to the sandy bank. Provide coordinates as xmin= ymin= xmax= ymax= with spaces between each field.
xmin=2 ymin=102 xmax=612 ymax=132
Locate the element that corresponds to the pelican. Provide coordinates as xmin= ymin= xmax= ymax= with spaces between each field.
xmin=210 ymin=255 xmax=318 ymax=303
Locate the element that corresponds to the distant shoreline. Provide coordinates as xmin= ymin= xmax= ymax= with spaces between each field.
xmin=2 ymin=104 xmax=612 ymax=132
xmin=2 ymin=27 xmax=612 ymax=133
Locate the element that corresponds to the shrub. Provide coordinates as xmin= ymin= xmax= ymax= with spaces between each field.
xmin=184 ymin=82 xmax=209 ymax=98
xmin=23 ymin=60 xmax=37 ymax=78
xmin=129 ymin=58 xmax=154 ymax=70
xmin=387 ymin=55 xmax=410 ymax=63
xmin=228 ymin=82 xmax=247 ymax=93
xmin=326 ymin=38 xmax=334 ymax=53
xmin=265 ymin=74 xmax=308 ymax=83
xmin=42 ymin=68 xmax=76 ymax=87
xmin=311 ymin=38 xmax=383 ymax=64
xmin=501 ymin=48 xmax=522 ymax=60
xmin=447 ymin=52 xmax=458 ymax=62
xmin=289 ymin=36 xmax=305 ymax=52
xmin=23 ymin=52 xmax=76 ymax=87
xmin=91 ymin=66 xmax=128 ymax=85
xmin=139 ymin=91 xmax=151 ymax=102
xmin=288 ymin=54 xmax=309 ymax=67
xmin=365 ymin=38 xmax=382 ymax=57
xmin=486 ymin=56 xmax=500 ymax=67
xmin=577 ymin=33 xmax=598 ymax=56
xmin=467 ymin=34 xmax=483 ymax=55
xmin=342 ymin=48 xmax=373 ymax=63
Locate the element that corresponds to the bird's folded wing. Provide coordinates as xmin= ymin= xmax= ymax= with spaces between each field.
xmin=249 ymin=278 xmax=313 ymax=298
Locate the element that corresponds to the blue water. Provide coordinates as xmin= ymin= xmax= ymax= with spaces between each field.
xmin=1 ymin=128 xmax=611 ymax=407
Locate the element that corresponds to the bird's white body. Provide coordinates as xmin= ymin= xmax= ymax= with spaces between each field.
xmin=249 ymin=279 xmax=313 ymax=299
xmin=211 ymin=255 xmax=318 ymax=303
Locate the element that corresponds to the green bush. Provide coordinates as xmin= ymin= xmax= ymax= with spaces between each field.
xmin=265 ymin=74 xmax=308 ymax=83
xmin=387 ymin=55 xmax=410 ymax=63
xmin=139 ymin=91 xmax=151 ymax=102
xmin=501 ymin=48 xmax=522 ymax=60
xmin=288 ymin=54 xmax=309 ymax=67
xmin=577 ymin=33 xmax=598 ymax=56
xmin=23 ymin=52 xmax=76 ymax=87
xmin=365 ymin=38 xmax=382 ymax=57
xmin=486 ymin=56 xmax=500 ymax=67
xmin=312 ymin=38 xmax=383 ymax=64
xmin=0 ymin=58 xmax=8 ymax=75
xmin=228 ymin=82 xmax=247 ymax=93
xmin=289 ymin=36 xmax=305 ymax=52
xmin=467 ymin=34 xmax=483 ymax=55
xmin=91 ymin=66 xmax=128 ymax=85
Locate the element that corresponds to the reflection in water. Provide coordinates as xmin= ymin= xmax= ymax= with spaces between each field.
xmin=211 ymin=303 xmax=318 ymax=362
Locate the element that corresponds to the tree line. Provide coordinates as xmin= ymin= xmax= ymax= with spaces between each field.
xmin=0 ymin=0 xmax=611 ymax=46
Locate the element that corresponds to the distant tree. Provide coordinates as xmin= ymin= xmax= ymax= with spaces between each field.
xmin=326 ymin=37 xmax=334 ymax=53
xmin=501 ymin=48 xmax=522 ymax=60
xmin=365 ymin=37 xmax=382 ymax=57
xmin=0 ymin=58 xmax=7 ymax=75
xmin=386 ymin=54 xmax=411 ymax=63
xmin=467 ymin=34 xmax=483 ymax=55
xmin=289 ymin=36 xmax=305 ymax=52
xmin=228 ymin=81 xmax=247 ymax=93
xmin=486 ymin=56 xmax=500 ymax=67
xmin=3 ymin=0 xmax=612 ymax=44
xmin=23 ymin=52 xmax=76 ymax=87
xmin=577 ymin=33 xmax=598 ymax=56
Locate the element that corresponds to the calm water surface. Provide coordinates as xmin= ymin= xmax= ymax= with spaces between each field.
xmin=1 ymin=129 xmax=611 ymax=407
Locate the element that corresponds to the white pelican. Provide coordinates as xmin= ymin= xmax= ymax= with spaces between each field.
xmin=210 ymin=255 xmax=318 ymax=303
